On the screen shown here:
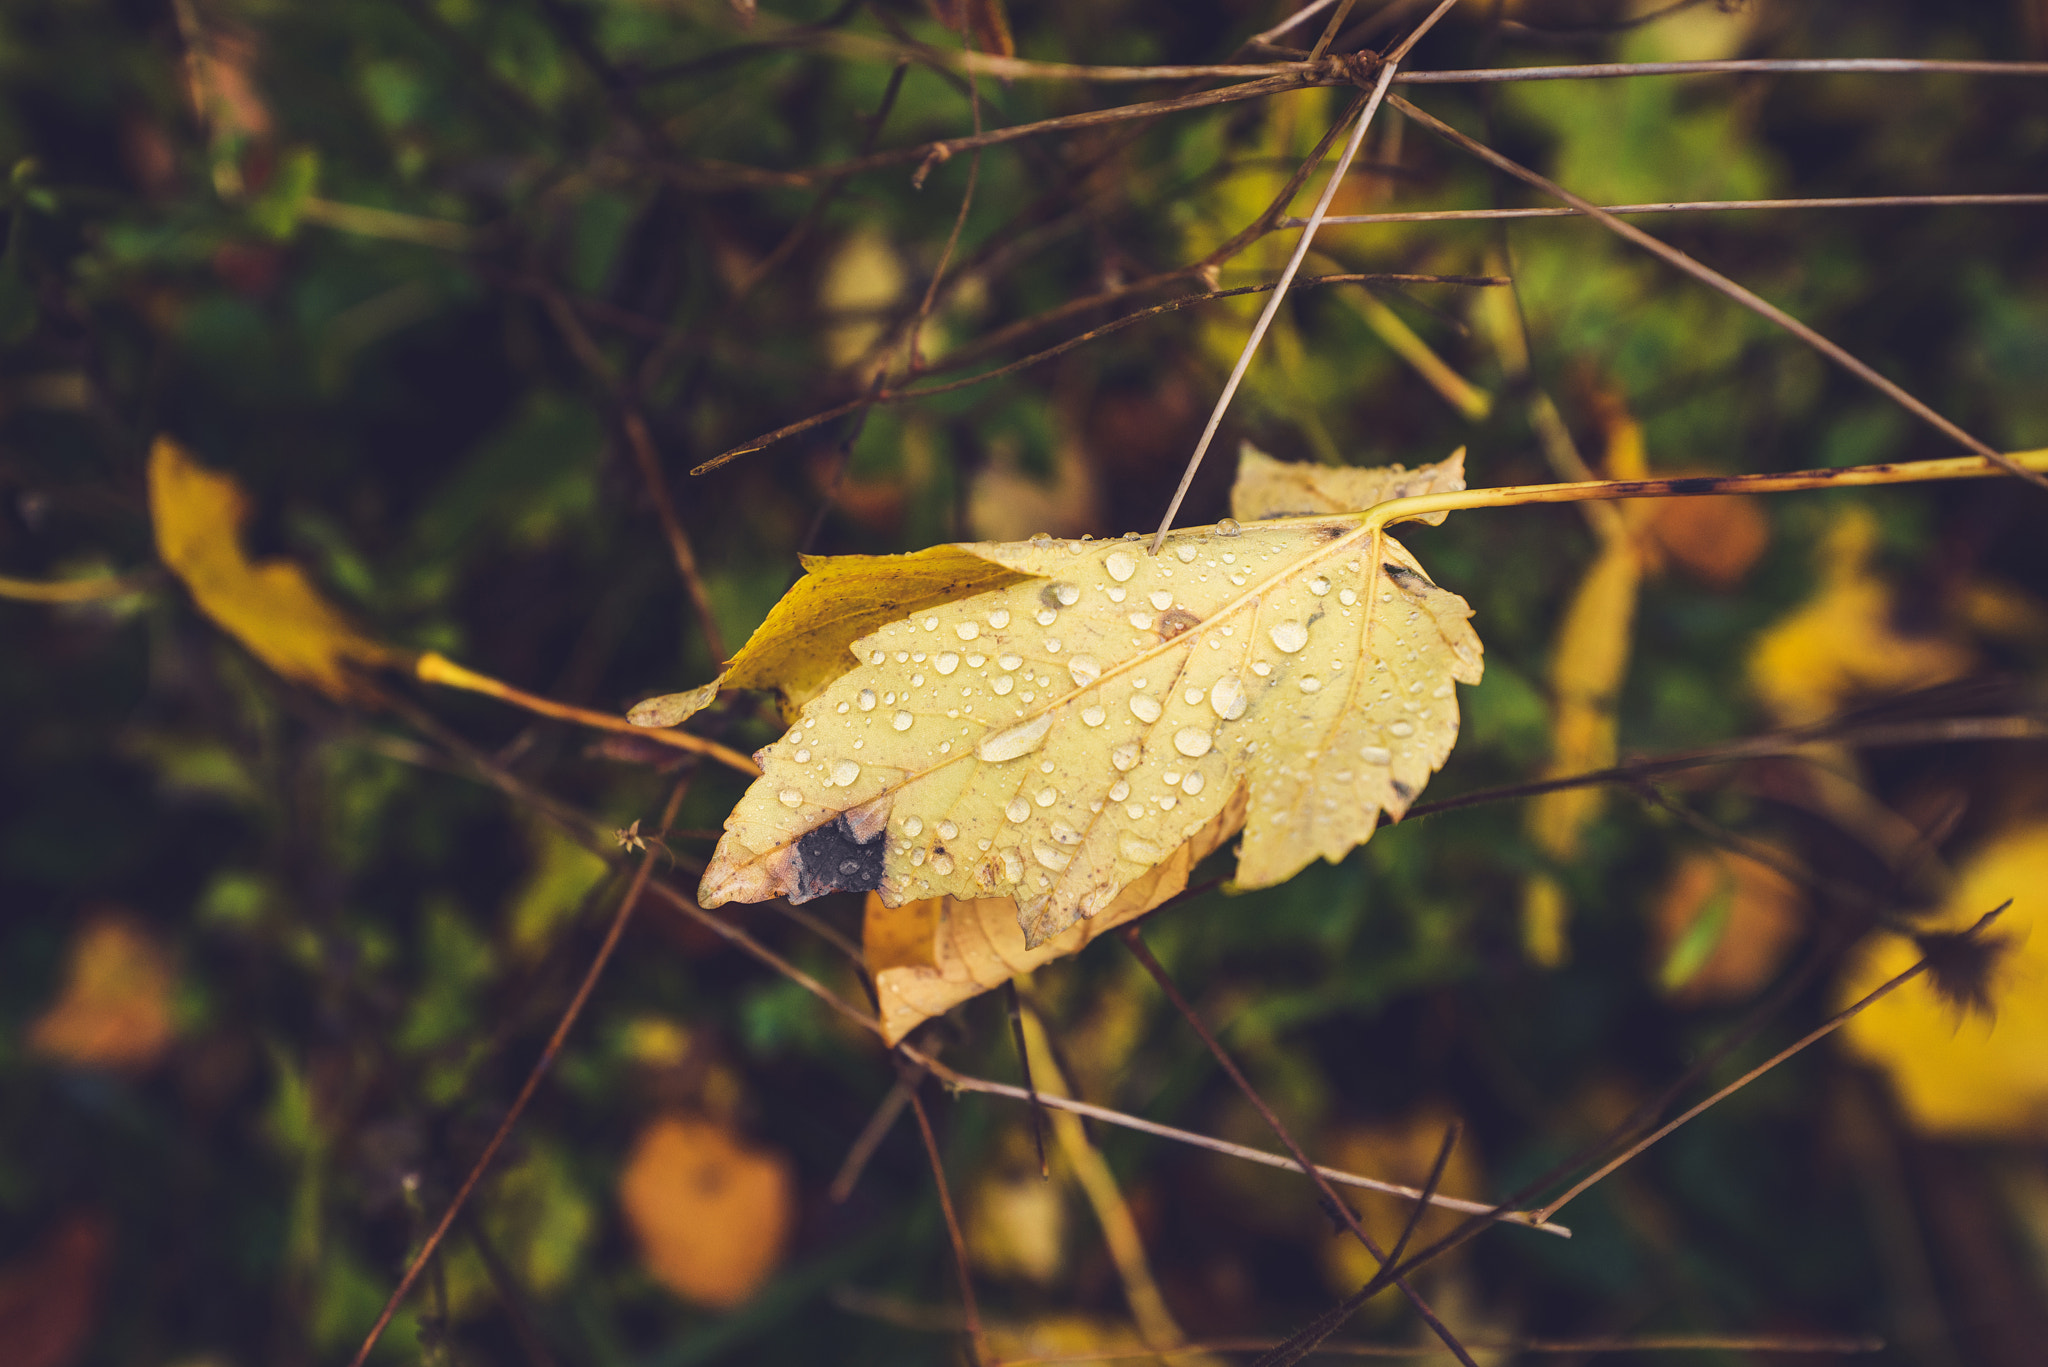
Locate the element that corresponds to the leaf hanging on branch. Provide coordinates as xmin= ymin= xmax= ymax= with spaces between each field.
xmin=699 ymin=446 xmax=1483 ymax=952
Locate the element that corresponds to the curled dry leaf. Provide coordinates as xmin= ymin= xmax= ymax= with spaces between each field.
xmin=702 ymin=447 xmax=1482 ymax=955
xmin=150 ymin=436 xmax=397 ymax=701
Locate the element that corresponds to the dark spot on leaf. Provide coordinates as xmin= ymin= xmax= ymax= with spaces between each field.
xmin=1157 ymin=608 xmax=1200 ymax=640
xmin=789 ymin=814 xmax=885 ymax=902
xmin=1390 ymin=778 xmax=1415 ymax=802
xmin=1382 ymin=562 xmax=1434 ymax=592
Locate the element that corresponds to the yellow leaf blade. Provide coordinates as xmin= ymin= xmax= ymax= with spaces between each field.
xmin=149 ymin=436 xmax=396 ymax=700
xmin=1230 ymin=442 xmax=1466 ymax=525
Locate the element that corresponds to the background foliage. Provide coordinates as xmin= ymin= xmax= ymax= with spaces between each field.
xmin=3 ymin=0 xmax=2048 ymax=1364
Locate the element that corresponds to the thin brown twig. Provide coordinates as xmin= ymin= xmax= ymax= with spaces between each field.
xmin=346 ymin=778 xmax=691 ymax=1367
xmin=693 ymin=270 xmax=1503 ymax=473
xmin=1404 ymin=715 xmax=2048 ymax=821
xmin=1388 ymin=94 xmax=2048 ymax=491
xmin=621 ymin=408 xmax=728 ymax=666
xmin=1291 ymin=192 xmax=2048 ymax=225
xmin=993 ymin=1332 xmax=1886 ymax=1362
xmin=1381 ymin=1121 xmax=1461 ymax=1273
xmin=1532 ymin=902 xmax=2011 ymax=1223
xmin=1119 ymin=927 xmax=1480 ymax=1367
xmin=906 ymin=1080 xmax=989 ymax=1367
xmin=830 ymin=1071 xmax=920 ymax=1203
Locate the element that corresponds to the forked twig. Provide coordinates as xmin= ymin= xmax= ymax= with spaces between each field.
xmin=346 ymin=779 xmax=692 ymax=1367
xmin=1119 ymin=927 xmax=1480 ymax=1367
xmin=1531 ymin=902 xmax=2011 ymax=1223
xmin=1388 ymin=94 xmax=2048 ymax=491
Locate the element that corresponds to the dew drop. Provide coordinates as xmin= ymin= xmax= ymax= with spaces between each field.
xmin=910 ymin=847 xmax=926 ymax=867
xmin=1269 ymin=620 xmax=1309 ymax=653
xmin=1184 ymin=687 xmax=1204 ymax=706
xmin=1339 ymin=588 xmax=1358 ymax=606
xmin=1068 ymin=656 xmax=1102 ymax=687
xmin=1051 ymin=822 xmax=1082 ymax=846
xmin=991 ymin=676 xmax=1014 ymax=695
xmin=935 ymin=821 xmax=957 ymax=842
xmin=956 ymin=622 xmax=980 ymax=642
xmin=967 ymin=654 xmax=985 ymax=667
xmin=1112 ymin=743 xmax=1141 ymax=772
xmin=1182 ymin=772 xmax=1205 ymax=795
xmin=1040 ymin=759 xmax=1054 ymax=773
xmin=795 ymin=748 xmax=811 ymax=763
xmin=1105 ymin=550 xmax=1137 ymax=582
xmin=1360 ymin=745 xmax=1392 ymax=765
xmin=1129 ymin=693 xmax=1163 ymax=723
xmin=1309 ymin=576 xmax=1331 ymax=596
xmin=1128 ymin=612 xmax=1154 ymax=630
xmin=936 ymin=652 xmax=960 ymax=675
xmin=1175 ymin=544 xmax=1197 ymax=562
xmin=778 ymin=789 xmax=803 ymax=808
xmin=932 ymin=852 xmax=955 ymax=876
xmin=1173 ymin=726 xmax=1213 ymax=758
xmin=1389 ymin=720 xmax=1415 ymax=737
xmin=1006 ymin=798 xmax=1031 ymax=823
xmin=923 ymin=616 xmax=939 ymax=630
xmin=893 ymin=711 xmax=914 ymax=731
xmin=1159 ymin=794 xmax=1178 ymax=811
xmin=903 ymin=816 xmax=924 ymax=836
xmin=1054 ymin=583 xmax=1080 ymax=606
xmin=858 ymin=688 xmax=877 ymax=711
xmin=1001 ymin=848 xmax=1024 ymax=881
xmin=1045 ymin=639 xmax=1061 ymax=654
xmin=1030 ymin=532 xmax=1052 ymax=544
xmin=1081 ymin=704 xmax=1106 ymax=727
xmin=1108 ymin=779 xmax=1130 ymax=802
xmin=979 ymin=712 xmax=1054 ymax=762
xmin=831 ymin=759 xmax=861 ymax=786
xmin=837 ymin=701 xmax=849 ymax=714
xmin=1209 ymin=675 xmax=1248 ymax=720
xmin=1033 ymin=840 xmax=1073 ymax=871
xmin=1250 ymin=660 xmax=1272 ymax=677
xmin=1107 ymin=586 xmax=1127 ymax=603
xmin=1299 ymin=676 xmax=1322 ymax=693
xmin=1215 ymin=517 xmax=1241 ymax=537
xmin=870 ymin=650 xmax=886 ymax=665
xmin=1036 ymin=787 xmax=1058 ymax=807
xmin=987 ymin=608 xmax=1011 ymax=629
xmin=1035 ymin=608 xmax=1058 ymax=626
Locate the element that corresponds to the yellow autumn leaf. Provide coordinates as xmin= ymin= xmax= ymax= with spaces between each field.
xmin=702 ymin=448 xmax=1483 ymax=952
xmin=149 ymin=436 xmax=397 ymax=701
xmin=618 ymin=1114 xmax=793 ymax=1308
xmin=1837 ymin=823 xmax=2048 ymax=1138
xmin=28 ymin=913 xmax=177 ymax=1071
xmin=1749 ymin=505 xmax=1973 ymax=726
xmin=632 ymin=545 xmax=1029 ymax=729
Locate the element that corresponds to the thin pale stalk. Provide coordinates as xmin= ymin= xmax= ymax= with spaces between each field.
xmin=1388 ymin=95 xmax=2048 ymax=491
xmin=1148 ymin=41 xmax=1408 ymax=551
xmin=1293 ymin=192 xmax=2048 ymax=225
xmin=0 ymin=569 xmax=159 ymax=603
xmin=414 ymin=652 xmax=760 ymax=775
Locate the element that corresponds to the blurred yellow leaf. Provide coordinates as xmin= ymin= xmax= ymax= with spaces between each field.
xmin=618 ymin=1114 xmax=793 ymax=1307
xmin=28 ymin=914 xmax=177 ymax=1071
xmin=1522 ymin=393 xmax=1649 ymax=966
xmin=1838 ymin=823 xmax=2048 ymax=1138
xmin=1749 ymin=506 xmax=1973 ymax=725
xmin=1651 ymin=846 xmax=1803 ymax=1003
xmin=149 ymin=436 xmax=397 ymax=701
xmin=967 ymin=1129 xmax=1066 ymax=1285
xmin=703 ymin=448 xmax=1483 ymax=956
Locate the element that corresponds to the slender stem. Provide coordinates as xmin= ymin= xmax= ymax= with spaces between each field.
xmin=829 ymin=1072 xmax=918 ymax=1203
xmin=415 ymin=651 xmax=760 ymax=775
xmin=1002 ymin=980 xmax=1050 ymax=1179
xmin=0 ymin=569 xmax=160 ymax=604
xmin=1533 ymin=905 xmax=2010 ymax=1222
xmin=1292 ymin=192 xmax=2048 ymax=225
